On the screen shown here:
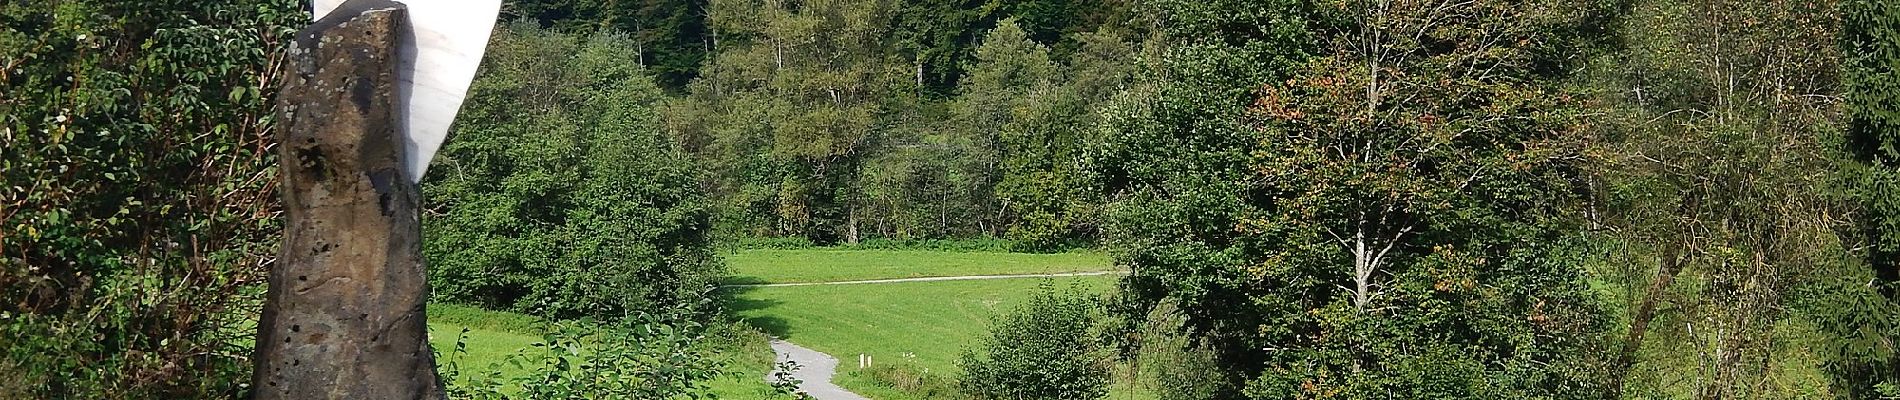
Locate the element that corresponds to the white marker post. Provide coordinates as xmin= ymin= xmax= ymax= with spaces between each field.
xmin=251 ymin=0 xmax=498 ymax=398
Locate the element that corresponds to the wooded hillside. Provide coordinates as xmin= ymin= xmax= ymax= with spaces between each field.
xmin=2 ymin=0 xmax=1895 ymax=398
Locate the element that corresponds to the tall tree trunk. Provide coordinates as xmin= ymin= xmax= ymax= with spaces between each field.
xmin=1353 ymin=220 xmax=1372 ymax=311
xmin=1703 ymin=253 xmax=1784 ymax=400
xmin=846 ymin=205 xmax=860 ymax=245
xmin=1604 ymin=241 xmax=1688 ymax=400
xmin=252 ymin=1 xmax=443 ymax=398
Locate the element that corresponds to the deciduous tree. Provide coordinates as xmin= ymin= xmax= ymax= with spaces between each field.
xmin=1094 ymin=0 xmax=1610 ymax=397
xmin=1588 ymin=0 xmax=1855 ymax=397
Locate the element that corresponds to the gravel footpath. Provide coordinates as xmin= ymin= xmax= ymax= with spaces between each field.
xmin=768 ymin=339 xmax=870 ymax=400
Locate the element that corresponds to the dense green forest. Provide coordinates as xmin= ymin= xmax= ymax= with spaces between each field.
xmin=3 ymin=0 xmax=1898 ymax=398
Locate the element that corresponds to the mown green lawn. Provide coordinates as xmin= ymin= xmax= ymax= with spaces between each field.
xmin=428 ymin=324 xmax=538 ymax=381
xmin=723 ymin=249 xmax=1113 ymax=284
xmin=428 ymin=303 xmax=542 ymax=380
xmin=729 ymin=275 xmax=1121 ymax=398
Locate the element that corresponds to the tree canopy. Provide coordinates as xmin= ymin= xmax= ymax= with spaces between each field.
xmin=424 ymin=22 xmax=721 ymax=320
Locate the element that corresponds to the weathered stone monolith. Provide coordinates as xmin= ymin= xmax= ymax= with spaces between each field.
xmin=252 ymin=0 xmax=443 ymax=398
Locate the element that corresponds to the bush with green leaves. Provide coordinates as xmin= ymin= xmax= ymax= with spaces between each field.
xmin=958 ymin=282 xmax=1111 ymax=400
xmin=1130 ymin=302 xmax=1229 ymax=400
xmin=860 ymin=364 xmax=968 ymax=399
xmin=1 ymin=0 xmax=299 ymax=397
xmin=422 ymin=21 xmax=722 ymax=320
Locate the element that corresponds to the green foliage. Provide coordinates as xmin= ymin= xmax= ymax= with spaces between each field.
xmin=856 ymin=98 xmax=1000 ymax=242
xmin=958 ymin=282 xmax=1112 ymax=400
xmin=432 ymin=309 xmax=790 ymax=400
xmin=1846 ymin=0 xmax=1900 ymax=275
xmin=677 ymin=0 xmax=913 ymax=244
xmin=423 ymin=22 xmax=722 ymax=320
xmin=6 ymin=0 xmax=1889 ymax=398
xmin=1832 ymin=0 xmax=1900 ymax=395
xmin=733 ymin=236 xmax=821 ymax=250
xmin=504 ymin=0 xmax=712 ymax=91
xmin=440 ymin=314 xmax=723 ymax=400
xmin=667 ymin=0 xmax=1136 ymax=247
xmin=957 ymin=19 xmax=1130 ymax=253
xmin=1091 ymin=0 xmax=1611 ymax=397
xmin=889 ymin=0 xmax=1138 ymax=96
xmin=731 ymin=237 xmax=1022 ymax=252
xmin=724 ymin=248 xmax=1110 ymax=284
xmin=0 ymin=0 xmax=299 ymax=397
xmin=1799 ymin=268 xmax=1900 ymax=398
xmin=1585 ymin=0 xmax=1866 ymax=397
xmin=888 ymin=0 xmax=992 ymax=96
xmin=855 ymin=364 xmax=968 ymax=400
xmin=1130 ymin=302 xmax=1230 ymax=400
xmin=767 ymin=359 xmax=806 ymax=398
xmin=834 ymin=238 xmax=1021 ymax=252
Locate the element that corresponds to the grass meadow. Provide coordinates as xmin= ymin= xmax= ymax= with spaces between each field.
xmin=730 ymin=276 xmax=1119 ymax=385
xmin=728 ymin=276 xmax=1119 ymax=372
xmin=430 ymin=248 xmax=1133 ymax=400
xmin=722 ymin=248 xmax=1127 ymax=399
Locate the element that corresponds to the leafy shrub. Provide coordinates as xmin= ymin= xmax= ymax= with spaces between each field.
xmin=1131 ymin=302 xmax=1229 ymax=400
xmin=1003 ymin=210 xmax=1081 ymax=253
xmin=734 ymin=236 xmax=819 ymax=250
xmin=858 ymin=364 xmax=968 ymax=399
xmin=440 ymin=313 xmax=721 ymax=399
xmin=959 ymin=282 xmax=1112 ymax=400
xmin=767 ymin=359 xmax=806 ymax=398
xmin=734 ymin=236 xmax=1039 ymax=253
xmin=851 ymin=238 xmax=1018 ymax=252
xmin=732 ymin=236 xmax=1030 ymax=252
xmin=423 ymin=22 xmax=722 ymax=320
xmin=0 ymin=0 xmax=299 ymax=397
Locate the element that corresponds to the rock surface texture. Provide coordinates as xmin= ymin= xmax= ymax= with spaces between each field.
xmin=251 ymin=0 xmax=444 ymax=398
